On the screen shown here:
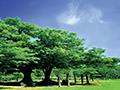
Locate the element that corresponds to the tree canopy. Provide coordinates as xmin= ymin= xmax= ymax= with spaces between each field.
xmin=0 ymin=17 xmax=119 ymax=86
xmin=33 ymin=28 xmax=85 ymax=83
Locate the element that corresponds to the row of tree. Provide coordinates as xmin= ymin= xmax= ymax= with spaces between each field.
xmin=0 ymin=17 xmax=120 ymax=86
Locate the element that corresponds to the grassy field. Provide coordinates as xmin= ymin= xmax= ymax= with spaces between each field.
xmin=0 ymin=79 xmax=120 ymax=90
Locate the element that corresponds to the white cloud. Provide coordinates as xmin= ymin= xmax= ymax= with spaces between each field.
xmin=61 ymin=15 xmax=80 ymax=25
xmin=57 ymin=3 xmax=80 ymax=25
xmin=57 ymin=2 xmax=104 ymax=25
xmin=86 ymin=7 xmax=104 ymax=23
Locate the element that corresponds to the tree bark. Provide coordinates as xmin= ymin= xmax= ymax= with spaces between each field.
xmin=86 ymin=74 xmax=89 ymax=84
xmin=19 ymin=65 xmax=34 ymax=86
xmin=42 ymin=66 xmax=53 ymax=85
xmin=73 ymin=73 xmax=77 ymax=84
xmin=57 ymin=75 xmax=61 ymax=87
xmin=81 ymin=74 xmax=84 ymax=84
xmin=66 ymin=73 xmax=70 ymax=86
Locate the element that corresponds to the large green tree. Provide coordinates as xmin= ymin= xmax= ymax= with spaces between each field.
xmin=79 ymin=48 xmax=114 ymax=84
xmin=0 ymin=17 xmax=40 ymax=86
xmin=34 ymin=29 xmax=84 ymax=84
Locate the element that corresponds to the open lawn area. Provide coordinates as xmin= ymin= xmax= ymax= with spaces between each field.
xmin=0 ymin=79 xmax=120 ymax=90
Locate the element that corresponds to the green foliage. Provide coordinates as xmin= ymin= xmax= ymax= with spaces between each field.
xmin=34 ymin=29 xmax=84 ymax=71
xmin=0 ymin=17 xmax=39 ymax=74
xmin=81 ymin=47 xmax=105 ymax=67
xmin=97 ymin=65 xmax=120 ymax=79
xmin=0 ymin=17 xmax=120 ymax=85
xmin=0 ymin=72 xmax=23 ymax=82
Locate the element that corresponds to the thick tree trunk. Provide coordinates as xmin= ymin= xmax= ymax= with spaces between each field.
xmin=73 ymin=73 xmax=77 ymax=84
xmin=86 ymin=74 xmax=89 ymax=84
xmin=19 ymin=65 xmax=34 ymax=86
xmin=81 ymin=74 xmax=84 ymax=84
xmin=43 ymin=68 xmax=52 ymax=81
xmin=66 ymin=73 xmax=70 ymax=86
xmin=57 ymin=75 xmax=61 ymax=87
xmin=20 ymin=71 xmax=33 ymax=86
xmin=42 ymin=67 xmax=53 ymax=85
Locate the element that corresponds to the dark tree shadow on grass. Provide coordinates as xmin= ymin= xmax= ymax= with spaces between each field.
xmin=0 ymin=80 xmax=99 ymax=87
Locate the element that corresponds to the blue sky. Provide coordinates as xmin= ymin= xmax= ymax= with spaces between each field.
xmin=0 ymin=0 xmax=120 ymax=57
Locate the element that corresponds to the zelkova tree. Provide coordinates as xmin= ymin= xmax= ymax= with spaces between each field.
xmin=34 ymin=29 xmax=84 ymax=85
xmin=0 ymin=43 xmax=35 ymax=84
xmin=80 ymin=48 xmax=114 ymax=84
xmin=97 ymin=57 xmax=120 ymax=79
xmin=0 ymin=17 xmax=40 ymax=86
xmin=83 ymin=48 xmax=106 ymax=67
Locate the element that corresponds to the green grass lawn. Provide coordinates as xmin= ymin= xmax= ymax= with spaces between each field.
xmin=0 ymin=79 xmax=120 ymax=90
